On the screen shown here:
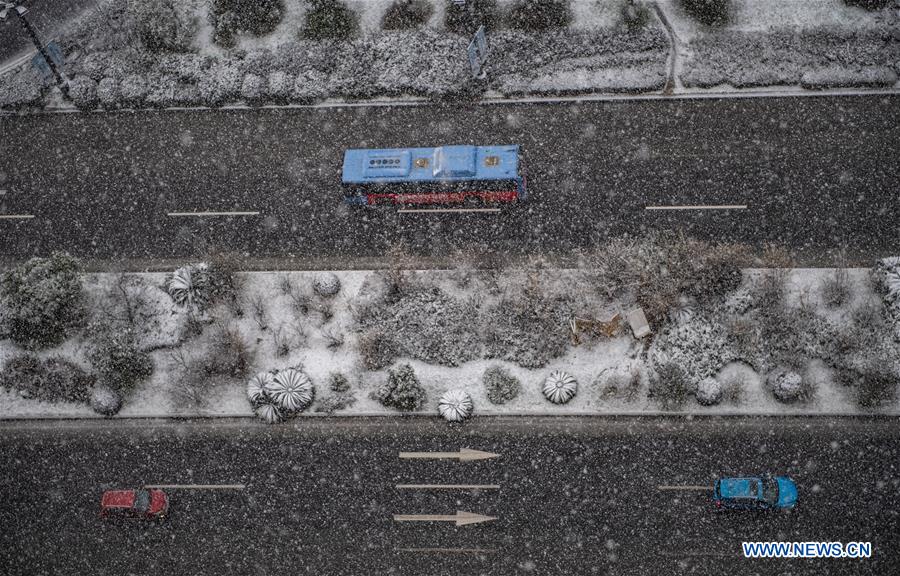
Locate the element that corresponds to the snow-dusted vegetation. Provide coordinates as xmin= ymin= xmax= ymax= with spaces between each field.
xmin=1 ymin=245 xmax=899 ymax=419
xmin=2 ymin=0 xmax=895 ymax=111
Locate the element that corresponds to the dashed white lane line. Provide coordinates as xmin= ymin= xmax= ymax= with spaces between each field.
xmin=395 ymin=548 xmax=498 ymax=554
xmin=167 ymin=211 xmax=260 ymax=217
xmin=645 ymin=205 xmax=747 ymax=211
xmin=396 ymin=484 xmax=501 ymax=490
xmin=144 ymin=484 xmax=246 ymax=490
xmin=0 ymin=214 xmax=35 ymax=220
xmin=398 ymin=208 xmax=501 ymax=214
xmin=656 ymin=485 xmax=711 ymax=491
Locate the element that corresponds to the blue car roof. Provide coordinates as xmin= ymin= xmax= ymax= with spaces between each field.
xmin=342 ymin=145 xmax=520 ymax=184
xmin=719 ymin=478 xmax=761 ymax=499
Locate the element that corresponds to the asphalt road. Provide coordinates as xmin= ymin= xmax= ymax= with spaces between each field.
xmin=1 ymin=416 xmax=898 ymax=575
xmin=0 ymin=95 xmax=898 ymax=267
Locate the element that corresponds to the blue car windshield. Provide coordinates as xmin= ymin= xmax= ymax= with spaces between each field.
xmin=763 ymin=479 xmax=779 ymax=505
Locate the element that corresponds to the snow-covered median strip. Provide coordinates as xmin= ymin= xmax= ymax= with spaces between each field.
xmin=2 ymin=249 xmax=899 ymax=421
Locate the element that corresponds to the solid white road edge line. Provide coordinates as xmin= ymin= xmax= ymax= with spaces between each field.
xmin=166 ymin=211 xmax=260 ymax=217
xmin=656 ymin=485 xmax=712 ymax=490
xmin=645 ymin=205 xmax=748 ymax=211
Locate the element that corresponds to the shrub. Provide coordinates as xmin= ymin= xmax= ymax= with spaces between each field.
xmin=843 ymin=0 xmax=893 ymax=9
xmin=199 ymin=323 xmax=253 ymax=379
xmin=851 ymin=364 xmax=897 ymax=408
xmin=0 ymin=252 xmax=85 ymax=349
xmin=483 ymin=365 xmax=520 ymax=404
xmin=695 ymin=376 xmax=722 ymax=406
xmin=128 ymin=0 xmax=195 ymax=53
xmin=68 ymin=76 xmax=98 ymax=110
xmin=0 ymin=354 xmax=94 ymax=402
xmin=301 ymin=0 xmax=360 ymax=40
xmin=90 ymin=385 xmax=123 ymax=416
xmin=382 ymin=0 xmax=434 ymax=29
xmin=314 ymin=392 xmax=357 ymax=413
xmin=679 ymin=0 xmax=729 ymax=26
xmin=507 ymin=0 xmax=572 ymax=31
xmin=542 ymin=370 xmax=578 ymax=404
xmin=821 ymin=268 xmax=851 ymax=308
xmin=687 ymin=246 xmax=745 ymax=303
xmin=328 ymin=372 xmax=351 ymax=392
xmin=313 ymin=272 xmax=341 ymax=297
xmin=766 ymin=368 xmax=803 ymax=403
xmin=359 ymin=330 xmax=399 ymax=370
xmin=599 ymin=368 xmax=642 ymax=402
xmin=649 ymin=362 xmax=689 ymax=410
xmin=88 ymin=323 xmax=154 ymax=395
xmin=621 ymin=0 xmax=652 ymax=31
xmin=445 ymin=0 xmax=498 ymax=34
xmin=210 ymin=0 xmax=284 ymax=46
xmin=374 ymin=363 xmax=426 ymax=411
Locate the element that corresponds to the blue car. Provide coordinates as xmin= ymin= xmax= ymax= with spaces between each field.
xmin=714 ymin=476 xmax=798 ymax=510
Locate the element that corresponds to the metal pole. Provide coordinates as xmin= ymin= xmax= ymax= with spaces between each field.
xmin=13 ymin=7 xmax=70 ymax=99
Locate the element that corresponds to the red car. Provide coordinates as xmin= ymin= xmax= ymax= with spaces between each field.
xmin=100 ymin=489 xmax=169 ymax=520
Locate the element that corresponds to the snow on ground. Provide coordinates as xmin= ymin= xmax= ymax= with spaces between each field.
xmin=1 ymin=266 xmax=897 ymax=420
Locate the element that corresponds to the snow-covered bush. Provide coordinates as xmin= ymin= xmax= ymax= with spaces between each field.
xmin=314 ymin=392 xmax=356 ymax=413
xmin=649 ymin=362 xmax=689 ymax=409
xmin=843 ymin=0 xmax=893 ymax=9
xmin=695 ymin=376 xmax=723 ymax=406
xmin=88 ymin=323 xmax=154 ymax=395
xmin=357 ymin=287 xmax=481 ymax=367
xmin=255 ymin=399 xmax=283 ymax=423
xmin=0 ymin=354 xmax=94 ymax=402
xmin=90 ymin=385 xmax=123 ymax=416
xmin=438 ymin=389 xmax=474 ymax=422
xmin=507 ymin=0 xmax=572 ymax=31
xmin=197 ymin=323 xmax=253 ymax=379
xmin=649 ymin=312 xmax=734 ymax=388
xmin=266 ymin=71 xmax=293 ymax=102
xmin=374 ymin=363 xmax=426 ymax=411
xmin=841 ymin=361 xmax=898 ymax=409
xmin=120 ymin=74 xmax=149 ymax=106
xmin=0 ymin=252 xmax=85 ymax=349
xmin=483 ymin=366 xmax=521 ymax=404
xmin=445 ymin=0 xmax=498 ymax=34
xmin=292 ymin=69 xmax=329 ymax=102
xmin=382 ymin=0 xmax=434 ymax=30
xmin=679 ymin=0 xmax=729 ymax=26
xmin=313 ymin=272 xmax=341 ymax=298
xmin=0 ymin=69 xmax=44 ymax=110
xmin=128 ymin=0 xmax=195 ymax=53
xmin=542 ymin=370 xmax=578 ymax=404
xmin=199 ymin=64 xmax=242 ymax=106
xmin=482 ymin=292 xmax=571 ymax=368
xmin=328 ymin=371 xmax=351 ymax=392
xmin=266 ymin=368 xmax=314 ymax=412
xmin=302 ymin=0 xmax=360 ymax=40
xmin=68 ymin=75 xmax=99 ymax=110
xmin=210 ymin=0 xmax=284 ymax=46
xmin=96 ymin=77 xmax=120 ymax=108
xmin=621 ymin=0 xmax=652 ymax=31
xmin=873 ymin=257 xmax=900 ymax=340
xmin=598 ymin=367 xmax=642 ymax=401
xmin=766 ymin=368 xmax=803 ymax=403
xmin=359 ymin=330 xmax=399 ymax=370
xmin=241 ymin=73 xmax=265 ymax=103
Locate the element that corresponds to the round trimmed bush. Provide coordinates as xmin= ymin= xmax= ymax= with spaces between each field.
xmin=90 ymin=385 xmax=123 ymax=416
xmin=483 ymin=365 xmax=520 ymax=404
xmin=374 ymin=363 xmax=426 ymax=411
xmin=302 ymin=0 xmax=360 ymax=40
xmin=696 ymin=376 xmax=723 ymax=406
xmin=210 ymin=0 xmax=284 ymax=46
xmin=88 ymin=324 xmax=154 ymax=395
xmin=313 ymin=272 xmax=341 ymax=297
xmin=767 ymin=368 xmax=803 ymax=403
xmin=68 ymin=76 xmax=98 ymax=110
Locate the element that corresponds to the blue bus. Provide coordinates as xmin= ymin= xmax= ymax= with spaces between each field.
xmin=341 ymin=144 xmax=526 ymax=206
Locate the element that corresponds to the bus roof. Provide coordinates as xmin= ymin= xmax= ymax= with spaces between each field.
xmin=341 ymin=145 xmax=520 ymax=184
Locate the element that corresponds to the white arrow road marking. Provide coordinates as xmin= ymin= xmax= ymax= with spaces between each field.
xmin=398 ymin=208 xmax=501 ymax=214
xmin=396 ymin=484 xmax=500 ymax=490
xmin=144 ymin=484 xmax=246 ymax=490
xmin=645 ymin=205 xmax=747 ymax=211
xmin=656 ymin=485 xmax=711 ymax=491
xmin=399 ymin=448 xmax=499 ymax=461
xmin=393 ymin=510 xmax=497 ymax=526
xmin=166 ymin=211 xmax=260 ymax=217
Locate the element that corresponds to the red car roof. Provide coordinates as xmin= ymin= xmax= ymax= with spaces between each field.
xmin=101 ymin=490 xmax=136 ymax=509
